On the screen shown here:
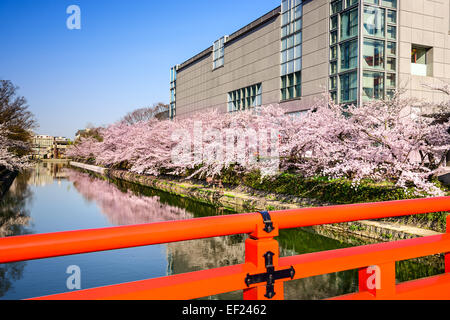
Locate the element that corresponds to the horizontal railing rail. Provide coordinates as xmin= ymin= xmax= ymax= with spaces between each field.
xmin=0 ymin=197 xmax=448 ymax=264
xmin=0 ymin=196 xmax=449 ymax=300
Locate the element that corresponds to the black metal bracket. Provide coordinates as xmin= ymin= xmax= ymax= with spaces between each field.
xmin=245 ymin=251 xmax=295 ymax=299
xmin=258 ymin=211 xmax=274 ymax=233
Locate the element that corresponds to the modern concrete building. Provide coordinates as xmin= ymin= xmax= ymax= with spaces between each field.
xmin=169 ymin=0 xmax=450 ymax=119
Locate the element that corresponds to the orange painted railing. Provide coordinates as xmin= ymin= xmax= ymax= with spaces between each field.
xmin=0 ymin=197 xmax=449 ymax=300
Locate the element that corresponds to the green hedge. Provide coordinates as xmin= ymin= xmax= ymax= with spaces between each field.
xmin=222 ymin=169 xmax=448 ymax=205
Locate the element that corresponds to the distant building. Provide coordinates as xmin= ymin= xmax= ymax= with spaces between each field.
xmin=169 ymin=0 xmax=450 ymax=119
xmin=31 ymin=135 xmax=70 ymax=159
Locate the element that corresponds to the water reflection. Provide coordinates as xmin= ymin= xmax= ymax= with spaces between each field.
xmin=0 ymin=170 xmax=33 ymax=297
xmin=65 ymin=169 xmax=192 ymax=225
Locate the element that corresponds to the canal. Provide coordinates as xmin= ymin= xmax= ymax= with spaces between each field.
xmin=0 ymin=163 xmax=444 ymax=300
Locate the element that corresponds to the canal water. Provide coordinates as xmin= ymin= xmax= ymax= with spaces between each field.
xmin=0 ymin=163 xmax=444 ymax=300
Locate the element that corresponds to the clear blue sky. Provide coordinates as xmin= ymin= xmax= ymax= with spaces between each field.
xmin=0 ymin=0 xmax=278 ymax=138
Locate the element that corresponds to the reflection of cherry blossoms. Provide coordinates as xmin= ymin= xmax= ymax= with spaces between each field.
xmin=65 ymin=170 xmax=192 ymax=226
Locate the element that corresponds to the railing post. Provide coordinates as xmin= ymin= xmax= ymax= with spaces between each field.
xmin=358 ymin=262 xmax=396 ymax=299
xmin=243 ymin=213 xmax=283 ymax=300
xmin=446 ymin=215 xmax=450 ymax=273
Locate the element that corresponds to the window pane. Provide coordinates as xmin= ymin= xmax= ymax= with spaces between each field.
xmin=346 ymin=0 xmax=358 ymax=7
xmin=330 ymin=76 xmax=337 ymax=90
xmin=282 ymin=0 xmax=290 ymax=13
xmin=363 ymin=38 xmax=385 ymax=69
xmin=330 ymin=61 xmax=337 ymax=74
xmin=364 ymin=6 xmax=385 ymax=37
xmin=387 ymin=73 xmax=396 ymax=87
xmin=365 ymin=0 xmax=378 ymax=4
xmin=294 ymin=4 xmax=302 ymax=20
xmin=281 ymin=63 xmax=287 ymax=76
xmin=382 ymin=0 xmax=396 ymax=8
xmin=363 ymin=71 xmax=384 ymax=101
xmin=288 ymin=74 xmax=294 ymax=86
xmin=287 ymin=35 xmax=294 ymax=48
xmin=294 ymin=58 xmax=302 ymax=72
xmin=295 ymin=72 xmax=301 ymax=84
xmin=387 ymin=42 xmax=396 ymax=56
xmin=287 ymin=60 xmax=294 ymax=74
xmin=340 ymin=39 xmax=358 ymax=71
xmin=387 ymin=57 xmax=396 ymax=71
xmin=288 ymin=86 xmax=294 ymax=99
xmin=331 ymin=31 xmax=338 ymax=45
xmin=387 ymin=10 xmax=396 ymax=24
xmin=281 ymin=50 xmax=287 ymax=63
xmin=287 ymin=48 xmax=294 ymax=61
xmin=295 ymin=84 xmax=301 ymax=97
xmin=294 ymin=45 xmax=302 ymax=59
xmin=281 ymin=76 xmax=287 ymax=89
xmin=331 ymin=16 xmax=338 ymax=30
xmin=341 ymin=8 xmax=358 ymax=40
xmin=387 ymin=25 xmax=396 ymax=39
xmin=340 ymin=71 xmax=358 ymax=103
xmin=282 ymin=11 xmax=291 ymax=26
xmin=331 ymin=0 xmax=342 ymax=14
xmin=330 ymin=46 xmax=337 ymax=60
xmin=294 ymin=32 xmax=302 ymax=45
xmin=294 ymin=18 xmax=302 ymax=32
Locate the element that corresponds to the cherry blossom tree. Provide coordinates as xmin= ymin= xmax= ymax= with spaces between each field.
xmin=67 ymin=91 xmax=450 ymax=196
xmin=0 ymin=123 xmax=29 ymax=171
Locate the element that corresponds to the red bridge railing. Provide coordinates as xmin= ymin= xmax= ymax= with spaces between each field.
xmin=0 ymin=197 xmax=449 ymax=300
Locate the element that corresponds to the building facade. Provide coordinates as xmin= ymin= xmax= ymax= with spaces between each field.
xmin=170 ymin=0 xmax=450 ymax=119
xmin=31 ymin=135 xmax=70 ymax=159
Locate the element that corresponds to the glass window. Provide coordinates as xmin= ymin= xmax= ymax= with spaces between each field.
xmin=331 ymin=16 xmax=338 ymax=30
xmin=282 ymin=0 xmax=291 ymax=13
xmin=294 ymin=18 xmax=302 ymax=32
xmin=330 ymin=61 xmax=338 ymax=74
xmin=330 ymin=46 xmax=337 ymax=60
xmin=382 ymin=0 xmax=396 ymax=8
xmin=387 ymin=42 xmax=396 ymax=56
xmin=365 ymin=0 xmax=378 ymax=4
xmin=294 ymin=32 xmax=302 ymax=45
xmin=331 ymin=1 xmax=342 ymax=14
xmin=213 ymin=37 xmax=226 ymax=69
xmin=387 ymin=25 xmax=396 ymax=39
xmin=282 ymin=25 xmax=290 ymax=37
xmin=387 ymin=73 xmax=396 ymax=87
xmin=228 ymin=83 xmax=262 ymax=112
xmin=363 ymin=71 xmax=384 ymax=101
xmin=340 ymin=39 xmax=358 ymax=71
xmin=294 ymin=4 xmax=302 ymax=20
xmin=341 ymin=8 xmax=358 ymax=40
xmin=330 ymin=76 xmax=337 ymax=90
xmin=282 ymin=11 xmax=291 ymax=26
xmin=387 ymin=10 xmax=396 ymax=24
xmin=363 ymin=38 xmax=385 ymax=69
xmin=331 ymin=31 xmax=338 ymax=45
xmin=294 ymin=45 xmax=302 ymax=59
xmin=364 ymin=6 xmax=385 ymax=37
xmin=387 ymin=57 xmax=396 ymax=71
xmin=346 ymin=0 xmax=358 ymax=7
xmin=340 ymin=71 xmax=358 ymax=103
xmin=281 ymin=72 xmax=301 ymax=101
